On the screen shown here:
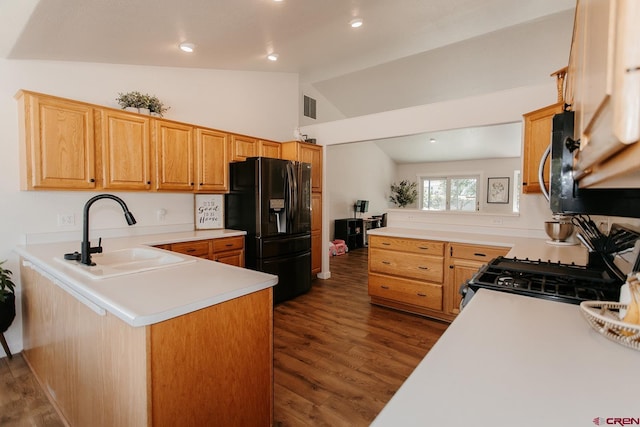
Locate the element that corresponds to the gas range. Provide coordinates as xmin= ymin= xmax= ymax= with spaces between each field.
xmin=464 ymin=256 xmax=622 ymax=305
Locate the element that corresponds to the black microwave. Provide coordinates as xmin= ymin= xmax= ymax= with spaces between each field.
xmin=546 ymin=111 xmax=640 ymax=219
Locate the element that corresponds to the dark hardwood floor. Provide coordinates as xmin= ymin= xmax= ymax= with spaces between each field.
xmin=0 ymin=249 xmax=448 ymax=426
xmin=273 ymin=248 xmax=448 ymax=426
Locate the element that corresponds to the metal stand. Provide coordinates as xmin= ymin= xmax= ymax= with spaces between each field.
xmin=0 ymin=332 xmax=12 ymax=359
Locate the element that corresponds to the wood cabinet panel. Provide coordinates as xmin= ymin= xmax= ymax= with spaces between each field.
xmin=212 ymin=236 xmax=244 ymax=252
xmin=213 ymin=250 xmax=244 ymax=267
xmin=230 ymin=134 xmax=258 ymax=161
xmin=259 ymin=140 xmax=281 ymax=159
xmin=195 ymin=128 xmax=229 ymax=192
xmin=20 ymin=261 xmax=148 ymax=427
xmin=448 ymin=242 xmax=509 ymax=262
xmin=369 ymin=273 xmax=443 ymax=311
xmin=281 ymin=141 xmax=323 ymax=192
xmin=522 ymin=102 xmax=564 ymax=194
xmin=17 ymin=91 xmax=96 ymax=190
xmin=149 ymin=288 xmax=273 ymax=426
xmin=154 ymin=120 xmax=195 ymax=191
xmin=170 ymin=240 xmax=211 ymax=258
xmin=99 ymin=109 xmax=151 ymax=190
xmin=445 ymin=243 xmax=509 ymax=315
xmin=369 ymin=235 xmax=444 ymax=256
xmin=369 ymin=248 xmax=444 ymax=283
xmin=21 ymin=257 xmax=272 ymax=427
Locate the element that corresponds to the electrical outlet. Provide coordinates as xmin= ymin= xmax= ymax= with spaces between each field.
xmin=491 ymin=218 xmax=504 ymax=225
xmin=57 ymin=213 xmax=75 ymax=226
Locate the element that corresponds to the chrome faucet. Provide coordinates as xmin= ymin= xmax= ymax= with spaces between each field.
xmin=64 ymin=194 xmax=137 ymax=266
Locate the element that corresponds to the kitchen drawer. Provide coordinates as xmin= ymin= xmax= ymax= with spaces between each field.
xmin=370 ymin=248 xmax=444 ymax=283
xmin=212 ymin=236 xmax=244 ymax=253
xmin=448 ymin=243 xmax=509 ymax=262
xmin=369 ymin=235 xmax=444 ymax=256
xmin=170 ymin=240 xmax=211 ymax=258
xmin=368 ymin=273 xmax=443 ymax=311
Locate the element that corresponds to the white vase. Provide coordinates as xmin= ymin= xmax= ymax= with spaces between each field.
xmin=124 ymin=107 xmax=138 ymax=113
xmin=138 ymin=108 xmax=150 ymax=115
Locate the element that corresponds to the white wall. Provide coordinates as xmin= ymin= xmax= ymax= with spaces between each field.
xmin=326 ymin=141 xmax=396 ymax=239
xmin=0 ymin=58 xmax=299 ymax=357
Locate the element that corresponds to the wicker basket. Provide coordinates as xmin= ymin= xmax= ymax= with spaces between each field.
xmin=580 ymin=301 xmax=640 ymax=351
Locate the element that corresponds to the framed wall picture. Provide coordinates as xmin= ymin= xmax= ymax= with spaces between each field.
xmin=195 ymin=194 xmax=224 ymax=229
xmin=487 ymin=177 xmax=510 ymax=204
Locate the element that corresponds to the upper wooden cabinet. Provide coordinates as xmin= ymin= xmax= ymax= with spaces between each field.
xmin=258 ymin=139 xmax=281 ymax=159
xmin=521 ymin=102 xmax=564 ymax=194
xmin=195 ymin=128 xmax=230 ymax=192
xmin=98 ymin=109 xmax=152 ymax=190
xmin=568 ymin=0 xmax=640 ymax=188
xmin=281 ymin=141 xmax=323 ymax=193
xmin=153 ymin=119 xmax=195 ymax=191
xmin=17 ymin=90 xmax=96 ymax=190
xmin=230 ymin=134 xmax=258 ymax=162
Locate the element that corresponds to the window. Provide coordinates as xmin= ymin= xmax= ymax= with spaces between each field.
xmin=420 ymin=175 xmax=479 ymax=211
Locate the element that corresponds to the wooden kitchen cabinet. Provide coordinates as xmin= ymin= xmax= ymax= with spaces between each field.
xmin=195 ymin=128 xmax=230 ymax=192
xmin=281 ymin=141 xmax=323 ymax=192
xmin=20 ymin=261 xmax=272 ymax=427
xmin=522 ymin=102 xmax=564 ymax=194
xmin=153 ymin=119 xmax=195 ymax=191
xmin=259 ymin=139 xmax=282 ymax=158
xmin=230 ymin=134 xmax=258 ymax=161
xmin=368 ymin=235 xmax=450 ymax=321
xmin=165 ymin=236 xmax=245 ymax=267
xmin=568 ymin=0 xmax=640 ymax=188
xmin=98 ymin=109 xmax=152 ymax=190
xmin=16 ymin=90 xmax=97 ymax=190
xmin=445 ymin=242 xmax=509 ymax=315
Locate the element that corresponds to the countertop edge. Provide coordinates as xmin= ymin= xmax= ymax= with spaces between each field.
xmin=15 ymin=230 xmax=278 ymax=327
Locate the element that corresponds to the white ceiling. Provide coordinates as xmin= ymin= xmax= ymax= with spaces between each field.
xmin=1 ymin=0 xmax=576 ymax=163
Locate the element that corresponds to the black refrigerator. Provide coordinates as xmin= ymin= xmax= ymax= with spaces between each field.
xmin=225 ymin=157 xmax=312 ymax=304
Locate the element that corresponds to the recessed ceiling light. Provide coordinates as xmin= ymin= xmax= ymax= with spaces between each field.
xmin=429 ymin=138 xmax=436 ymax=144
xmin=179 ymin=42 xmax=195 ymax=53
xmin=267 ymin=53 xmax=279 ymax=61
xmin=350 ymin=18 xmax=363 ymax=28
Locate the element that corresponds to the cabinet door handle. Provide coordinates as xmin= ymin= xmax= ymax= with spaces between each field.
xmin=381 ymin=261 xmax=391 ymax=265
xmin=186 ymin=248 xmax=196 ymax=253
xmin=418 ymin=266 xmax=429 ymax=270
xmin=417 ymin=293 xmax=427 ymax=297
xmin=380 ymin=285 xmax=390 ymax=289
xmin=225 ymin=243 xmax=233 ymax=247
xmin=418 ymin=246 xmax=429 ymax=250
xmin=90 ymin=178 xmax=95 ymax=183
xmin=449 ymin=265 xmax=454 ymax=269
xmin=382 ymin=242 xmax=391 ymax=246
xmin=474 ymin=253 xmax=487 ymax=257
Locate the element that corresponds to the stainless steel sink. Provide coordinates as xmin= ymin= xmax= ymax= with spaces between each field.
xmin=55 ymin=247 xmax=196 ymax=279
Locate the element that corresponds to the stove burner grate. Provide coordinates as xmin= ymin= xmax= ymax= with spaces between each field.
xmin=467 ymin=256 xmax=621 ymax=304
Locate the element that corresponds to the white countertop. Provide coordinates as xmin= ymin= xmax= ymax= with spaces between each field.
xmin=14 ymin=230 xmax=278 ymax=327
xmin=372 ymin=289 xmax=640 ymax=427
xmin=368 ymin=227 xmax=589 ymax=265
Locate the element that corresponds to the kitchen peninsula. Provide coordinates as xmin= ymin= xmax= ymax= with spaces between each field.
xmin=14 ymin=229 xmax=277 ymax=427
xmin=369 ymin=227 xmax=640 ymax=426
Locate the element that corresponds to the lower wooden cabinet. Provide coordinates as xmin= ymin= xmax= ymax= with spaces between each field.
xmin=156 ymin=236 xmax=245 ymax=267
xmin=20 ymin=260 xmax=272 ymax=427
xmin=445 ymin=242 xmax=509 ymax=315
xmin=368 ymin=235 xmax=510 ymax=322
xmin=368 ymin=235 xmax=450 ymax=321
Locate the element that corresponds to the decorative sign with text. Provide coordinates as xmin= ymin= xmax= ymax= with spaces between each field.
xmin=195 ymin=194 xmax=224 ymax=229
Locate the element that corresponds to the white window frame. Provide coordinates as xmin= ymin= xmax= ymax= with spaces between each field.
xmin=418 ymin=173 xmax=481 ymax=212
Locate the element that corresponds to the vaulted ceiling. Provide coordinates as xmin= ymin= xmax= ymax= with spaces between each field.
xmin=1 ymin=0 xmax=576 ymax=161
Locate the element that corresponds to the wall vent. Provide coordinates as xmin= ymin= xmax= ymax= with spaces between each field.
xmin=303 ymin=95 xmax=316 ymax=119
